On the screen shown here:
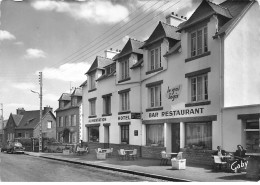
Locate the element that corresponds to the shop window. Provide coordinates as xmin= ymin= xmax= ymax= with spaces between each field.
xmin=103 ymin=95 xmax=111 ymax=115
xmin=146 ymin=124 xmax=164 ymax=147
xmin=190 ymin=27 xmax=208 ymax=57
xmin=121 ymin=125 xmax=129 ymax=144
xmin=89 ymin=72 xmax=96 ymax=91
xmin=190 ymin=74 xmax=208 ymax=102
xmin=185 ymin=122 xmax=212 ymax=149
xmin=89 ymin=99 xmax=96 ymax=116
xmin=149 ymin=85 xmax=162 ymax=108
xmin=88 ymin=126 xmax=99 ymax=142
xmin=17 ymin=133 xmax=22 ymax=137
xmin=245 ymin=120 xmax=260 ymax=152
xmin=120 ymin=92 xmax=130 ymax=112
xmin=149 ymin=47 xmax=161 ymax=71
xmin=47 ymin=121 xmax=52 ymax=129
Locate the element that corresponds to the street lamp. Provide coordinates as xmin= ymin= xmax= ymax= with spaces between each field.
xmin=31 ymin=72 xmax=43 ymax=152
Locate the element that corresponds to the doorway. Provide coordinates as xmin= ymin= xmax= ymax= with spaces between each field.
xmin=171 ymin=123 xmax=180 ymax=153
xmin=104 ymin=126 xmax=110 ymax=148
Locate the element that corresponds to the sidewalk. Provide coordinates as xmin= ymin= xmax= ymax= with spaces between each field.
xmin=24 ymin=151 xmax=257 ymax=182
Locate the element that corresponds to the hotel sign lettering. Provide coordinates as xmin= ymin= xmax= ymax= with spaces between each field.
xmin=149 ymin=108 xmax=204 ymax=118
xmin=166 ymin=85 xmax=181 ymax=101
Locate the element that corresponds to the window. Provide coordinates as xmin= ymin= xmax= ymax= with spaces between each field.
xmin=190 ymin=74 xmax=208 ymax=102
xmin=65 ymin=116 xmax=69 ymax=127
xmin=245 ymin=120 xmax=260 ymax=151
xmin=146 ymin=124 xmax=164 ymax=147
xmin=59 ymin=101 xmax=64 ymax=108
xmin=47 ymin=121 xmax=52 ymax=129
xmin=107 ymin=63 xmax=116 ymax=75
xmin=103 ymin=95 xmax=111 ymax=115
xmin=120 ymin=92 xmax=130 ymax=112
xmin=71 ymin=115 xmax=76 ymax=126
xmin=72 ymin=132 xmax=77 ymax=143
xmin=25 ymin=132 xmax=30 ymax=139
xmin=89 ymin=72 xmax=96 ymax=90
xmin=17 ymin=133 xmax=22 ymax=137
xmin=89 ymin=99 xmax=96 ymax=116
xmin=59 ymin=117 xmax=64 ymax=127
xmin=185 ymin=122 xmax=212 ymax=149
xmin=120 ymin=60 xmax=129 ymax=80
xmin=88 ymin=126 xmax=99 ymax=142
xmin=121 ymin=125 xmax=129 ymax=144
xmin=72 ymin=98 xmax=77 ymax=106
xmin=190 ymin=27 xmax=208 ymax=57
xmin=149 ymin=85 xmax=162 ymax=108
xmin=149 ymin=47 xmax=161 ymax=71
xmin=59 ymin=132 xmax=63 ymax=143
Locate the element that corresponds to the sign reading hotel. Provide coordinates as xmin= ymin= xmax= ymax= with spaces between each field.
xmin=148 ymin=107 xmax=204 ymax=119
xmin=166 ymin=85 xmax=181 ymax=101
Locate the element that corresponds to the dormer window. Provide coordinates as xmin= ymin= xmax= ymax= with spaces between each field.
xmin=72 ymin=97 xmax=77 ymax=106
xmin=190 ymin=27 xmax=208 ymax=57
xmin=59 ymin=101 xmax=64 ymax=108
xmin=89 ymin=72 xmax=96 ymax=91
xmin=150 ymin=47 xmax=161 ymax=71
xmin=106 ymin=63 xmax=116 ymax=75
xmin=120 ymin=60 xmax=129 ymax=80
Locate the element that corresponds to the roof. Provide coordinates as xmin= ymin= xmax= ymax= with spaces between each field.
xmin=140 ymin=21 xmax=180 ymax=49
xmin=80 ymin=79 xmax=87 ymax=87
xmin=214 ymin=0 xmax=254 ymax=37
xmin=12 ymin=114 xmax=23 ymax=126
xmin=85 ymin=56 xmax=114 ymax=74
xmin=71 ymin=88 xmax=82 ymax=97
xmin=16 ymin=110 xmax=40 ymax=129
xmin=96 ymin=70 xmax=116 ymax=82
xmin=114 ymin=38 xmax=144 ymax=60
xmin=130 ymin=58 xmax=143 ymax=69
xmin=178 ymin=0 xmax=233 ymax=32
xmin=164 ymin=41 xmax=181 ymax=57
xmin=58 ymin=93 xmax=71 ymax=101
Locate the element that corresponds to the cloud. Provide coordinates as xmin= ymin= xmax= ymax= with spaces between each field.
xmin=14 ymin=41 xmax=24 ymax=46
xmin=0 ymin=30 xmax=16 ymax=41
xmin=44 ymin=93 xmax=59 ymax=101
xmin=41 ymin=62 xmax=90 ymax=82
xmin=11 ymin=82 xmax=36 ymax=90
xmin=31 ymin=0 xmax=129 ymax=24
xmin=24 ymin=48 xmax=47 ymax=59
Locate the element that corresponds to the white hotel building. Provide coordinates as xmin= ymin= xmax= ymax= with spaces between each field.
xmin=81 ymin=0 xmax=260 ymax=164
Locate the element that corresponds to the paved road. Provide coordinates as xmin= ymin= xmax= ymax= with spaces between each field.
xmin=0 ymin=152 xmax=160 ymax=182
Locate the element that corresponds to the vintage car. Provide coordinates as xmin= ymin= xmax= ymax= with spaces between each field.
xmin=1 ymin=142 xmax=25 ymax=154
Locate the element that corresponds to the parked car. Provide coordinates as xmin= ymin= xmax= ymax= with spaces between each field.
xmin=1 ymin=142 xmax=25 ymax=154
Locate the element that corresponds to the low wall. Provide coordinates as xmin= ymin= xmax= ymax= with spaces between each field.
xmin=141 ymin=146 xmax=166 ymax=159
xmin=180 ymin=148 xmax=213 ymax=165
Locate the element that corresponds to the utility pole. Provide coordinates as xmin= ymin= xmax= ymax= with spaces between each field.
xmin=39 ymin=72 xmax=43 ymax=152
xmin=1 ymin=103 xmax=3 ymax=146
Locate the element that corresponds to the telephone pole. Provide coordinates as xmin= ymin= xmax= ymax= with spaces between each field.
xmin=39 ymin=72 xmax=43 ymax=152
xmin=1 ymin=103 xmax=3 ymax=146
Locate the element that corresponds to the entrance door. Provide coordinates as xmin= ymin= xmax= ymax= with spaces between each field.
xmin=171 ymin=123 xmax=180 ymax=153
xmin=104 ymin=126 xmax=110 ymax=148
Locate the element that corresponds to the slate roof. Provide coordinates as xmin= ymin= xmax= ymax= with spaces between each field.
xmin=58 ymin=93 xmax=71 ymax=101
xmin=130 ymin=58 xmax=143 ymax=69
xmin=114 ymin=38 xmax=144 ymax=60
xmin=96 ymin=62 xmax=116 ymax=82
xmin=71 ymin=88 xmax=82 ymax=97
xmin=164 ymin=41 xmax=181 ymax=57
xmin=16 ymin=110 xmax=40 ymax=129
xmin=85 ymin=56 xmax=114 ymax=74
xmin=214 ymin=0 xmax=254 ymax=37
xmin=12 ymin=114 xmax=23 ymax=126
xmin=140 ymin=21 xmax=180 ymax=49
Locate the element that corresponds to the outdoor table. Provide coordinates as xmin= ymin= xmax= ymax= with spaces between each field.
xmin=101 ymin=149 xmax=109 ymax=153
xmin=245 ymin=153 xmax=260 ymax=180
xmin=167 ymin=152 xmax=178 ymax=159
xmin=124 ymin=150 xmax=134 ymax=160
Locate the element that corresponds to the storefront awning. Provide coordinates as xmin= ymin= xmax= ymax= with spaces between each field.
xmin=85 ymin=123 xmax=100 ymax=127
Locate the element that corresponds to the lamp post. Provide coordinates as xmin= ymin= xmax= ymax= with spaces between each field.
xmin=31 ymin=72 xmax=43 ymax=152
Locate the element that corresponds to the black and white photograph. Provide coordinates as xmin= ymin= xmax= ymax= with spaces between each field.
xmin=0 ymin=0 xmax=260 ymax=182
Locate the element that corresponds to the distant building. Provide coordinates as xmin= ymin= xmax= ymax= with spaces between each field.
xmin=55 ymin=88 xmax=82 ymax=144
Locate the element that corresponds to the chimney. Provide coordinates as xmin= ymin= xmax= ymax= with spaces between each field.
xmin=104 ymin=48 xmax=120 ymax=59
xmin=166 ymin=12 xmax=186 ymax=27
xmin=16 ymin=108 xmax=25 ymax=115
xmin=43 ymin=106 xmax=53 ymax=115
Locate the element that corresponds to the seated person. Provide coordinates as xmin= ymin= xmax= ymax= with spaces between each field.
xmin=212 ymin=146 xmax=226 ymax=158
xmin=233 ymin=145 xmax=247 ymax=173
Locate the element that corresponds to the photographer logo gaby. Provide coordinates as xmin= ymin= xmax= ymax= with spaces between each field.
xmin=231 ymin=160 xmax=248 ymax=171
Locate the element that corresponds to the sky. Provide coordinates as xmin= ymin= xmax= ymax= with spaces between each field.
xmin=0 ymin=0 xmax=225 ymax=120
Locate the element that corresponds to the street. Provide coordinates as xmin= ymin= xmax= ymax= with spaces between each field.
xmin=0 ymin=152 xmax=159 ymax=182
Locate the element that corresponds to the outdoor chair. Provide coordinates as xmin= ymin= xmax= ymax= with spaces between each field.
xmin=106 ymin=148 xmax=113 ymax=157
xmin=117 ymin=149 xmax=126 ymax=160
xmin=213 ymin=156 xmax=227 ymax=171
xmin=160 ymin=151 xmax=171 ymax=165
xmin=76 ymin=146 xmax=88 ymax=155
xmin=97 ymin=148 xmax=102 ymax=153
xmin=129 ymin=149 xmax=138 ymax=160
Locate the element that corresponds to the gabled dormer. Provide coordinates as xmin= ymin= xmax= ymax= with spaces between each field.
xmin=114 ymin=38 xmax=144 ymax=83
xmin=71 ymin=88 xmax=82 ymax=107
xmin=140 ymin=21 xmax=181 ymax=75
xmin=58 ymin=93 xmax=71 ymax=109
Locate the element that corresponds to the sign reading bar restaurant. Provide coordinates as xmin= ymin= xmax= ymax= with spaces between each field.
xmin=89 ymin=118 xmax=107 ymax=123
xmin=149 ymin=107 xmax=204 ymax=118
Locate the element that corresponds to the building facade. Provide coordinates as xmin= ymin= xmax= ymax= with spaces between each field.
xmin=82 ymin=0 xmax=260 ymax=164
xmin=55 ymin=88 xmax=82 ymax=144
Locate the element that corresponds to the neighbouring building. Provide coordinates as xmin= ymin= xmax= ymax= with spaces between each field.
xmin=0 ymin=119 xmax=7 ymax=146
xmin=55 ymin=88 xmax=82 ymax=144
xmin=81 ymin=0 xmax=260 ymax=164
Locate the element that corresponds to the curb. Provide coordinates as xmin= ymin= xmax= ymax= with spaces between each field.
xmin=25 ymin=152 xmax=192 ymax=182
